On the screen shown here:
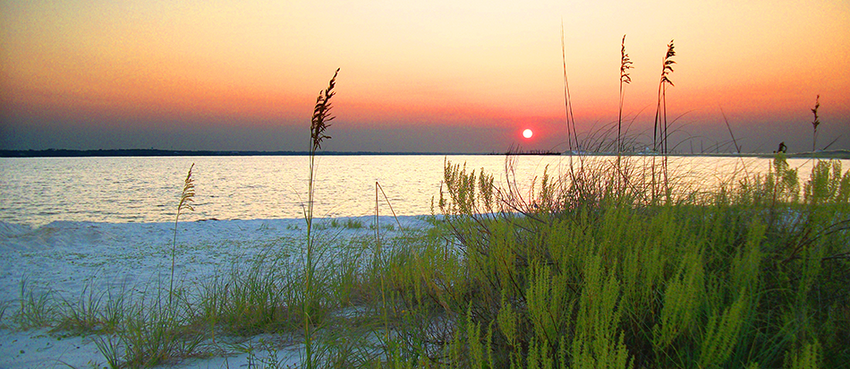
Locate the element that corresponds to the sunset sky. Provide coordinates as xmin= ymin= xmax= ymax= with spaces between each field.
xmin=1 ymin=0 xmax=848 ymax=153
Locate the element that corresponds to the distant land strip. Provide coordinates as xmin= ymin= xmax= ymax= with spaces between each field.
xmin=1 ymin=149 xmax=848 ymax=158
xmin=0 ymin=149 xmax=472 ymax=157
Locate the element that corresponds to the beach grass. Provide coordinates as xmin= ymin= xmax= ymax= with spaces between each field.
xmin=15 ymin=279 xmax=55 ymax=330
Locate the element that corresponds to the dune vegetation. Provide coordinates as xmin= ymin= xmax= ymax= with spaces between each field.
xmin=4 ymin=151 xmax=849 ymax=368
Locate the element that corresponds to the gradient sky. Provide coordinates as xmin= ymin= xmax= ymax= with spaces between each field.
xmin=1 ymin=0 xmax=848 ymax=153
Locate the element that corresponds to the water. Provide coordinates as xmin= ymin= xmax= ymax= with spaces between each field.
xmin=0 ymin=155 xmax=843 ymax=227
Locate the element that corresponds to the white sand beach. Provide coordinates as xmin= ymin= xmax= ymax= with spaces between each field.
xmin=0 ymin=216 xmax=430 ymax=368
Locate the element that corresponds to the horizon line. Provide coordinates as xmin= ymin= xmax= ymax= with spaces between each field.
xmin=2 ymin=148 xmax=849 ymax=159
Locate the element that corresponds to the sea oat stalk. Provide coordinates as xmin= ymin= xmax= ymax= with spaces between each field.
xmin=654 ymin=40 xmax=675 ymax=154
xmin=304 ymin=67 xmax=339 ymax=369
xmin=618 ymin=34 xmax=633 ymax=155
xmin=307 ymin=68 xmax=339 ymax=230
xmin=652 ymin=40 xmax=675 ymax=201
xmin=170 ymin=163 xmax=194 ymax=308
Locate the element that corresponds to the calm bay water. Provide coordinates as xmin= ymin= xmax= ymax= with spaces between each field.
xmin=0 ymin=155 xmax=842 ymax=227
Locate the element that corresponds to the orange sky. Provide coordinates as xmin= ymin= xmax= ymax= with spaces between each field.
xmin=1 ymin=0 xmax=848 ymax=153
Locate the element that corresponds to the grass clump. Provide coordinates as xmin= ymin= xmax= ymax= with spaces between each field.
xmin=372 ymin=155 xmax=850 ymax=368
xmin=54 ymin=281 xmax=126 ymax=335
xmin=15 ymin=279 xmax=56 ymax=330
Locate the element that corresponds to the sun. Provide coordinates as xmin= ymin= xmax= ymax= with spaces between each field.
xmin=522 ymin=129 xmax=533 ymax=139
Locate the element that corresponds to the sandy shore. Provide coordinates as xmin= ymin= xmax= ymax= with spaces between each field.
xmin=0 ymin=216 xmax=429 ymax=368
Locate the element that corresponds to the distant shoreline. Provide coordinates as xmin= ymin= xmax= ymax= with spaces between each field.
xmin=1 ymin=148 xmax=848 ymax=159
xmin=0 ymin=149 xmax=468 ymax=158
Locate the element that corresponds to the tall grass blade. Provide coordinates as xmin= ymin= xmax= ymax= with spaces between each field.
xmin=561 ymin=19 xmax=578 ymax=152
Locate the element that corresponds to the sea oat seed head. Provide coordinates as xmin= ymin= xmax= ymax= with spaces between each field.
xmin=620 ymin=34 xmax=633 ymax=84
xmin=177 ymin=163 xmax=195 ymax=213
xmin=661 ymin=40 xmax=676 ymax=86
xmin=811 ymin=95 xmax=820 ymax=129
xmin=310 ymin=68 xmax=340 ymax=152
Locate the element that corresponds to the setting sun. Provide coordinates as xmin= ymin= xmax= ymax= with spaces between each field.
xmin=522 ymin=129 xmax=533 ymax=139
